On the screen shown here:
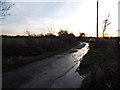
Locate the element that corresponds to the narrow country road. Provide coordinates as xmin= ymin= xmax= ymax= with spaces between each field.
xmin=3 ymin=42 xmax=89 ymax=88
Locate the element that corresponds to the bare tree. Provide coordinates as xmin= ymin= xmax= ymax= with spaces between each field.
xmin=26 ymin=30 xmax=31 ymax=36
xmin=79 ymin=32 xmax=85 ymax=37
xmin=58 ymin=29 xmax=69 ymax=36
xmin=0 ymin=0 xmax=14 ymax=20
xmin=48 ymin=25 xmax=55 ymax=34
xmin=102 ymin=14 xmax=111 ymax=37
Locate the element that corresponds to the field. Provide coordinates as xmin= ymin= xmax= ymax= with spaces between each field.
xmin=2 ymin=34 xmax=78 ymax=72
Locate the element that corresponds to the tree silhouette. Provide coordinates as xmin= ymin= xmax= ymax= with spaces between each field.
xmin=26 ymin=30 xmax=32 ymax=36
xmin=0 ymin=0 xmax=14 ymax=21
xmin=79 ymin=32 xmax=85 ymax=37
xmin=48 ymin=25 xmax=55 ymax=34
xmin=102 ymin=14 xmax=111 ymax=37
xmin=58 ymin=29 xmax=69 ymax=36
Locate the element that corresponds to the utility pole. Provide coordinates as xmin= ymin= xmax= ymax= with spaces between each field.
xmin=96 ymin=0 xmax=99 ymax=38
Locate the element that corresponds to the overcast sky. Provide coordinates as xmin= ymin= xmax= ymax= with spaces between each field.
xmin=1 ymin=0 xmax=119 ymax=37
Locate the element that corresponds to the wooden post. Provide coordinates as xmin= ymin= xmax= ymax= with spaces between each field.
xmin=96 ymin=0 xmax=99 ymax=38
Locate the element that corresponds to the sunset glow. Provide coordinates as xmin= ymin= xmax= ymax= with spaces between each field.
xmin=1 ymin=0 xmax=119 ymax=37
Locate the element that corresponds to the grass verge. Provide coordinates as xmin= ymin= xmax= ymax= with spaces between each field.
xmin=78 ymin=39 xmax=119 ymax=89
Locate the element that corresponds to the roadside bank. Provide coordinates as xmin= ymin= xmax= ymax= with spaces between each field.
xmin=77 ymin=38 xmax=120 ymax=88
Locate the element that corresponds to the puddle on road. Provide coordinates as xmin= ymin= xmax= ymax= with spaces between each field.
xmin=68 ymin=49 xmax=78 ymax=53
xmin=50 ymin=43 xmax=89 ymax=88
xmin=50 ymin=61 xmax=84 ymax=88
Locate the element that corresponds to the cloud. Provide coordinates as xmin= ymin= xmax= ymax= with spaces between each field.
xmin=3 ymin=16 xmax=56 ymax=35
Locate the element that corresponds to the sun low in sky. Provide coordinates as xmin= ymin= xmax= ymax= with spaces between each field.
xmin=1 ymin=0 xmax=119 ymax=37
